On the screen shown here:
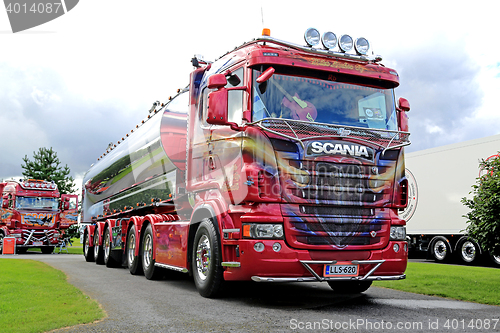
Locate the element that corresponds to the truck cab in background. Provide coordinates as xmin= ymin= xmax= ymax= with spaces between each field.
xmin=0 ymin=179 xmax=78 ymax=254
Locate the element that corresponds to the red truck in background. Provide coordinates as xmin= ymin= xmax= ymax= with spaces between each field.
xmin=81 ymin=28 xmax=411 ymax=297
xmin=0 ymin=179 xmax=78 ymax=254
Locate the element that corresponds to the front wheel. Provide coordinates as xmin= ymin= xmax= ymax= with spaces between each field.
xmin=83 ymin=231 xmax=95 ymax=262
xmin=192 ymin=218 xmax=224 ymax=298
xmin=141 ymin=224 xmax=161 ymax=280
xmin=327 ymin=280 xmax=372 ymax=294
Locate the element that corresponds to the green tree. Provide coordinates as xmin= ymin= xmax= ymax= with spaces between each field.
xmin=21 ymin=147 xmax=76 ymax=194
xmin=462 ymin=154 xmax=500 ymax=256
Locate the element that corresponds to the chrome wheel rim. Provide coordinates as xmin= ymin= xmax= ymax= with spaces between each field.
xmin=461 ymin=241 xmax=476 ymax=262
xmin=127 ymin=232 xmax=135 ymax=265
xmin=195 ymin=235 xmax=211 ymax=281
xmin=433 ymin=240 xmax=447 ymax=260
xmin=143 ymin=233 xmax=153 ymax=268
xmin=94 ymin=230 xmax=99 ymax=258
xmin=104 ymin=231 xmax=110 ymax=259
xmin=84 ymin=234 xmax=89 ymax=255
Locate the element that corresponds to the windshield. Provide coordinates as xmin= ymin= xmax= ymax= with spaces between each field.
xmin=15 ymin=196 xmax=59 ymax=210
xmin=252 ymin=69 xmax=398 ymax=131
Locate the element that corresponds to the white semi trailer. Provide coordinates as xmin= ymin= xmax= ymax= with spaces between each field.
xmin=400 ymin=134 xmax=500 ymax=265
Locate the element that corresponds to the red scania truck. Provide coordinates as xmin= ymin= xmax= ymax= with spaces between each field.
xmin=81 ymin=28 xmax=411 ymax=297
xmin=0 ymin=179 xmax=78 ymax=254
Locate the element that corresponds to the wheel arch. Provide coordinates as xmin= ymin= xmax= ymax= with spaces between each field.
xmin=187 ymin=204 xmax=221 ymax=273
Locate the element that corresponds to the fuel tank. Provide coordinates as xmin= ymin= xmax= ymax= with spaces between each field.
xmin=81 ymin=92 xmax=188 ymax=222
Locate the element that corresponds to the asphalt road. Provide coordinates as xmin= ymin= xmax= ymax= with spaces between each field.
xmin=3 ymin=253 xmax=500 ymax=333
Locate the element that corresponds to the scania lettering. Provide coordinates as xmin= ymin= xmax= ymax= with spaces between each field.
xmin=81 ymin=28 xmax=411 ymax=297
xmin=0 ymin=179 xmax=78 ymax=254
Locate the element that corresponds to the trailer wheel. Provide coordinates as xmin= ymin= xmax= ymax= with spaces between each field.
xmin=127 ymin=225 xmax=142 ymax=275
xmin=431 ymin=239 xmax=450 ymax=262
xmin=327 ymin=280 xmax=372 ymax=294
xmin=94 ymin=228 xmax=104 ymax=265
xmin=489 ymin=254 xmax=500 ymax=266
xmin=83 ymin=231 xmax=95 ymax=262
xmin=141 ymin=224 xmax=161 ymax=280
xmin=0 ymin=232 xmax=4 ymax=253
xmin=458 ymin=239 xmax=479 ymax=264
xmin=192 ymin=218 xmax=224 ymax=298
xmin=104 ymin=228 xmax=118 ymax=268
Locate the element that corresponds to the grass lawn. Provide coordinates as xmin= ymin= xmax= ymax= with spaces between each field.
xmin=373 ymin=262 xmax=500 ymax=306
xmin=0 ymin=259 xmax=105 ymax=333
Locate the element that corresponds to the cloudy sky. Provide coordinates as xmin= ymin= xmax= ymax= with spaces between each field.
xmin=1 ymin=0 xmax=499 ymax=190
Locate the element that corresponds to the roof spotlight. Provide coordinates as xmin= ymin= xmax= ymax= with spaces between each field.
xmin=338 ymin=34 xmax=353 ymax=52
xmin=304 ymin=28 xmax=320 ymax=47
xmin=354 ymin=37 xmax=370 ymax=55
xmin=321 ymin=31 xmax=337 ymax=50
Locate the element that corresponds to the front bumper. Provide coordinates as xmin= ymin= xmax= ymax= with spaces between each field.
xmin=222 ymin=239 xmax=408 ymax=282
xmin=251 ymin=259 xmax=405 ymax=282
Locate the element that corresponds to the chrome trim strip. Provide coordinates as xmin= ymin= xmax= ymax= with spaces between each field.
xmin=154 ymin=262 xmax=188 ymax=273
xmin=221 ymin=262 xmax=241 ymax=268
xmin=222 ymin=229 xmax=240 ymax=233
xmin=251 ymin=274 xmax=406 ymax=283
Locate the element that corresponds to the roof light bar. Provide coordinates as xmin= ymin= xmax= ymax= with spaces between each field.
xmin=304 ymin=28 xmax=370 ymax=56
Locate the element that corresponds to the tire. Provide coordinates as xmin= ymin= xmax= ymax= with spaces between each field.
xmin=489 ymin=253 xmax=500 ymax=266
xmin=127 ymin=225 xmax=143 ymax=275
xmin=431 ymin=238 xmax=450 ymax=262
xmin=0 ymin=232 xmax=4 ymax=254
xmin=192 ymin=218 xmax=224 ymax=298
xmin=103 ymin=228 xmax=118 ymax=268
xmin=458 ymin=239 xmax=479 ymax=264
xmin=83 ymin=231 xmax=95 ymax=262
xmin=41 ymin=246 xmax=54 ymax=254
xmin=94 ymin=227 xmax=104 ymax=265
xmin=141 ymin=224 xmax=161 ymax=280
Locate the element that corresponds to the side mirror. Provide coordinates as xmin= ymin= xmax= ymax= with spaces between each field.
xmin=207 ymin=88 xmax=229 ymax=125
xmin=398 ymin=97 xmax=410 ymax=112
xmin=207 ymin=73 xmax=227 ymax=90
xmin=256 ymin=67 xmax=275 ymax=83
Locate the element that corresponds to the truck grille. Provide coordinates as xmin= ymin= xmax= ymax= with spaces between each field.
xmin=282 ymin=160 xmax=392 ymax=250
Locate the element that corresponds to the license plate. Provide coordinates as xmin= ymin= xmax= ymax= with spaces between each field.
xmin=324 ymin=262 xmax=359 ymax=277
xmin=33 ymin=241 xmax=43 ymax=246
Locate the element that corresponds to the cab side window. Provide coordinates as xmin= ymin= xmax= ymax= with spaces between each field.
xmin=227 ymin=67 xmax=244 ymax=125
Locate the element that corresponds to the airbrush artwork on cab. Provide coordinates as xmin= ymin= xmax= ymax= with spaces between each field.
xmin=80 ymin=28 xmax=411 ymax=298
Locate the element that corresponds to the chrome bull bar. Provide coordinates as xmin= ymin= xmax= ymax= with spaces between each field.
xmin=251 ymin=259 xmax=406 ymax=282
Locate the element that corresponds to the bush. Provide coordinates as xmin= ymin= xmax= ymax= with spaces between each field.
xmin=462 ymin=154 xmax=500 ymax=256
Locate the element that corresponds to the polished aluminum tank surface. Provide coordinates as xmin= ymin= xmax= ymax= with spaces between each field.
xmin=82 ymin=92 xmax=188 ymax=222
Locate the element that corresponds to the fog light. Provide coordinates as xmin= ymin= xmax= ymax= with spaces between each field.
xmin=272 ymin=242 xmax=281 ymax=252
xmin=254 ymin=242 xmax=265 ymax=252
xmin=393 ymin=243 xmax=400 ymax=253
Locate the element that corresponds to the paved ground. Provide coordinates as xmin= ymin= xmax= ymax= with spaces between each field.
xmin=3 ymin=253 xmax=500 ymax=333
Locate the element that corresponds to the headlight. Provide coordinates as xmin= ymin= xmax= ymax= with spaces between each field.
xmin=338 ymin=34 xmax=353 ymax=52
xmin=242 ymin=224 xmax=284 ymax=239
xmin=354 ymin=37 xmax=370 ymax=55
xmin=390 ymin=226 xmax=406 ymax=241
xmin=321 ymin=31 xmax=337 ymax=50
xmin=304 ymin=28 xmax=320 ymax=47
